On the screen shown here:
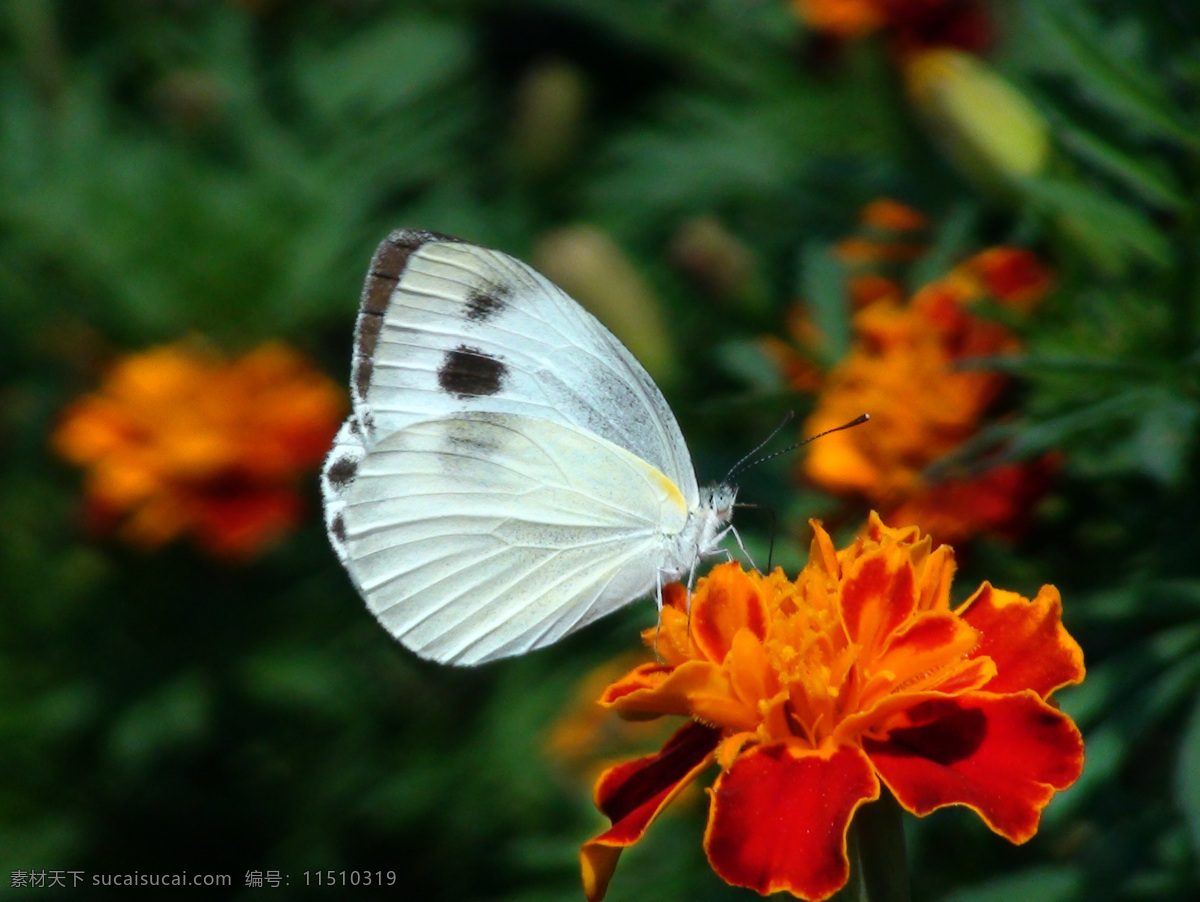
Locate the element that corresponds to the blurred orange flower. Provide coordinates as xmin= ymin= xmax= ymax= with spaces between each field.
xmin=764 ymin=199 xmax=927 ymax=392
xmin=836 ymin=198 xmax=928 ymax=308
xmin=53 ymin=341 xmax=344 ymax=559
xmin=798 ymin=242 xmax=1054 ymax=544
xmin=836 ymin=199 xmax=927 ymax=265
xmin=581 ymin=515 xmax=1084 ymax=901
xmin=545 ymin=653 xmax=680 ymax=787
xmin=792 ymin=0 xmax=991 ymax=53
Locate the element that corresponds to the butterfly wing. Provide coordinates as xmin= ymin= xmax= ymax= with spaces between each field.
xmin=354 ymin=231 xmax=694 ymax=487
xmin=339 ymin=412 xmax=691 ymax=665
xmin=323 ymin=230 xmax=699 ymax=570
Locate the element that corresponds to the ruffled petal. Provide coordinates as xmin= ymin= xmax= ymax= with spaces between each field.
xmin=865 ymin=692 xmax=1084 ymax=843
xmin=691 ymin=562 xmax=769 ymax=663
xmin=644 ymin=585 xmax=694 ymax=666
xmin=603 ymin=660 xmax=752 ymax=727
xmin=704 ymin=744 xmax=880 ymax=900
xmin=599 ymin=663 xmax=672 ymax=706
xmin=581 ymin=722 xmax=721 ymax=902
xmin=871 ymin=612 xmax=987 ymax=695
xmin=841 ymin=552 xmax=917 ymax=654
xmin=726 ymin=627 xmax=779 ymax=713
xmin=960 ymin=583 xmax=1085 ymax=696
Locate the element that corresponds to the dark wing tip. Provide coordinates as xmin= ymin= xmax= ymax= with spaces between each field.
xmin=361 ymin=230 xmax=465 ymax=316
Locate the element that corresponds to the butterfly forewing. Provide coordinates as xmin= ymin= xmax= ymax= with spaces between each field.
xmin=352 ymin=233 xmax=696 ymax=497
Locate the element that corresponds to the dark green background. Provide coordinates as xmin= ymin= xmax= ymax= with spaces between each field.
xmin=3 ymin=1 xmax=1200 ymax=899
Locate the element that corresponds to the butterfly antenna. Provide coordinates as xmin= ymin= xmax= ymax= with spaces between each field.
xmin=724 ymin=411 xmax=797 ymax=483
xmin=726 ymin=414 xmax=868 ymax=575
xmin=730 ymin=413 xmax=870 ymax=478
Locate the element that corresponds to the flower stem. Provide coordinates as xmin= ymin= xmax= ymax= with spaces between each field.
xmin=835 ymin=788 xmax=910 ymax=902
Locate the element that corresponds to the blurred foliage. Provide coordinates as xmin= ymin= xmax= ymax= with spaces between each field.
xmin=2 ymin=0 xmax=1200 ymax=900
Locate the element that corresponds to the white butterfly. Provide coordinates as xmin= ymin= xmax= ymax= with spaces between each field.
xmin=321 ymin=230 xmax=736 ymax=665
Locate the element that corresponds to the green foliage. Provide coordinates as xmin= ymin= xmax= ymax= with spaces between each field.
xmin=3 ymin=0 xmax=1200 ymax=900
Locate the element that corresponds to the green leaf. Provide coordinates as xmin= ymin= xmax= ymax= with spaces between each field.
xmin=837 ymin=789 xmax=910 ymax=902
xmin=908 ymin=202 xmax=981 ymax=288
xmin=105 ymin=673 xmax=212 ymax=767
xmin=1020 ymin=175 xmax=1171 ymax=272
xmin=1055 ymin=120 xmax=1190 ymax=213
xmin=715 ymin=339 xmax=786 ymax=392
xmin=936 ymin=867 xmax=1082 ymax=902
xmin=1000 ymin=384 xmax=1199 ymax=484
xmin=800 ymin=243 xmax=851 ymax=365
xmin=294 ymin=16 xmax=472 ymax=122
xmin=1125 ymin=387 xmax=1200 ymax=484
xmin=1176 ymin=689 xmax=1200 ymax=860
xmin=1022 ymin=4 xmax=1199 ymax=149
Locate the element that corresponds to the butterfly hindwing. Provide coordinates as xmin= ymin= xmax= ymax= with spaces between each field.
xmin=340 ymin=412 xmax=691 ymax=665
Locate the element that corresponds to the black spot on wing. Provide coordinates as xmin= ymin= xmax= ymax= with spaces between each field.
xmin=437 ymin=346 xmax=507 ymax=399
xmin=331 ymin=513 xmax=347 ymax=545
xmin=465 ymin=287 xmax=508 ymax=322
xmin=326 ymin=456 xmax=358 ymax=489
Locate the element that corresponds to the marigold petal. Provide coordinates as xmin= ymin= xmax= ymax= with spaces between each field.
xmin=726 ymin=627 xmax=778 ymax=713
xmin=689 ymin=696 xmax=762 ymax=734
xmin=969 ymin=247 xmax=1053 ymax=310
xmin=603 ymin=660 xmax=749 ymax=728
xmin=859 ymin=199 xmax=929 ymax=232
xmin=704 ymin=744 xmax=879 ymax=900
xmin=191 ymin=485 xmax=300 ymax=559
xmin=869 ymin=612 xmax=984 ymax=698
xmin=714 ymin=731 xmax=759 ymax=771
xmin=808 ymin=519 xmax=841 ymax=580
xmin=865 ymin=692 xmax=1084 ymax=843
xmin=803 ymin=431 xmax=885 ymax=497
xmin=961 ymin=583 xmax=1085 ymax=696
xmin=915 ymin=543 xmax=956 ymax=612
xmin=53 ymin=339 xmax=344 ymax=559
xmin=604 ymin=657 xmax=724 ymax=714
xmin=793 ymin=0 xmax=887 ymax=37
xmin=691 ymin=562 xmax=769 ymax=663
xmin=841 ymin=552 xmax=917 ymax=654
xmin=582 ymin=722 xmax=720 ymax=902
xmin=52 ymin=398 xmax=135 ymax=465
xmin=642 ymin=590 xmax=693 ymax=666
xmin=599 ymin=662 xmax=672 ymax=705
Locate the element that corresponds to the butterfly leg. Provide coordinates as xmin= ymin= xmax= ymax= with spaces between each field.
xmin=652 ymin=567 xmax=670 ymax=662
xmin=726 ymin=524 xmax=759 ymax=571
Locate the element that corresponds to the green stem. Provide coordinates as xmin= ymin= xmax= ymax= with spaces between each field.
xmin=833 ymin=788 xmax=910 ymax=902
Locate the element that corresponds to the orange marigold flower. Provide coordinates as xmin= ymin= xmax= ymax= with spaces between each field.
xmin=792 ymin=0 xmax=892 ymax=37
xmin=835 ymin=198 xmax=928 ymax=269
xmin=802 ymin=247 xmax=1054 ymax=543
xmin=581 ymin=515 xmax=1084 ymax=901
xmin=792 ymin=0 xmax=991 ymax=53
xmin=887 ymin=458 xmax=1060 ymax=547
xmin=52 ymin=340 xmax=344 ymax=559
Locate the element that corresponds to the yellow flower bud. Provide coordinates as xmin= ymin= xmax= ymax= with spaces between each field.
xmin=903 ymin=48 xmax=1050 ymax=189
xmin=533 ymin=225 xmax=679 ymax=386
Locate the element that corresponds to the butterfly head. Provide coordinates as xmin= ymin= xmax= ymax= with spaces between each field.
xmin=694 ymin=481 xmax=738 ymax=558
xmin=702 ymin=481 xmax=738 ymax=526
